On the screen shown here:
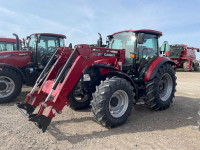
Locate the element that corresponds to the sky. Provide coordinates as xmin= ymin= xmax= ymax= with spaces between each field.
xmin=0 ymin=0 xmax=200 ymax=60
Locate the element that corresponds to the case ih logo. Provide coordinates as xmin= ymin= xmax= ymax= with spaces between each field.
xmin=0 ymin=53 xmax=28 ymax=59
xmin=0 ymin=54 xmax=15 ymax=59
xmin=90 ymin=53 xmax=116 ymax=57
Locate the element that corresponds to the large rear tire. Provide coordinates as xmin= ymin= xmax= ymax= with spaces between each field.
xmin=0 ymin=68 xmax=22 ymax=103
xmin=145 ymin=63 xmax=176 ymax=110
xmin=194 ymin=62 xmax=199 ymax=71
xmin=91 ymin=77 xmax=134 ymax=128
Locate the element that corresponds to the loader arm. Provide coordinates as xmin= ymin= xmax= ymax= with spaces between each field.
xmin=17 ymin=44 xmax=125 ymax=132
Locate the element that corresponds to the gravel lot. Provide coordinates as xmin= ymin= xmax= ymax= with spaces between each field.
xmin=0 ymin=72 xmax=200 ymax=150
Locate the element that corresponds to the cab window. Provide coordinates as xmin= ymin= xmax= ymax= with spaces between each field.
xmin=137 ymin=34 xmax=158 ymax=58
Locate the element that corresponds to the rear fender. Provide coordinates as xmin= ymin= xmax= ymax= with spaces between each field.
xmin=0 ymin=63 xmax=26 ymax=82
xmin=143 ymin=57 xmax=175 ymax=82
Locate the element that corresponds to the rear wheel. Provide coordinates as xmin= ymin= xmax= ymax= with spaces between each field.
xmin=194 ymin=62 xmax=199 ymax=71
xmin=0 ymin=68 xmax=22 ymax=103
xmin=145 ymin=63 xmax=176 ymax=110
xmin=183 ymin=61 xmax=192 ymax=71
xmin=91 ymin=77 xmax=134 ymax=128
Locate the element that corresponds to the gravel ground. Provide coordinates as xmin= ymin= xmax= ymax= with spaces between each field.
xmin=0 ymin=72 xmax=200 ymax=150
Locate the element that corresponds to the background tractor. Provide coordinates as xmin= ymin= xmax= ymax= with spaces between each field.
xmin=17 ymin=29 xmax=177 ymax=132
xmin=0 ymin=34 xmax=22 ymax=51
xmin=161 ymin=42 xmax=200 ymax=71
xmin=0 ymin=33 xmax=66 ymax=103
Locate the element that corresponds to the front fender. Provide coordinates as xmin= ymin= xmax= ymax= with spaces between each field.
xmin=143 ymin=57 xmax=174 ymax=82
xmin=0 ymin=63 xmax=26 ymax=82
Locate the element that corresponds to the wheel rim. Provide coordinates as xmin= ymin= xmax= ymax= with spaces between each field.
xmin=0 ymin=76 xmax=15 ymax=98
xmin=159 ymin=73 xmax=173 ymax=101
xmin=109 ymin=90 xmax=129 ymax=118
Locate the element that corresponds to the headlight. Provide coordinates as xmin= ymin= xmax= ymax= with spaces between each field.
xmin=83 ymin=74 xmax=91 ymax=81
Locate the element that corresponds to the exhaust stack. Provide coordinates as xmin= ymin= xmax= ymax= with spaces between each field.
xmin=13 ymin=33 xmax=20 ymax=50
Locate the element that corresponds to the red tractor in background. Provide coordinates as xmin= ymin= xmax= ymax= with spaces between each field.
xmin=166 ymin=44 xmax=199 ymax=71
xmin=0 ymin=34 xmax=22 ymax=51
xmin=0 ymin=33 xmax=66 ymax=103
xmin=17 ymin=29 xmax=177 ymax=132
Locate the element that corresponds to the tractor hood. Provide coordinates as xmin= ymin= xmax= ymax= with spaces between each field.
xmin=0 ymin=51 xmax=31 ymax=67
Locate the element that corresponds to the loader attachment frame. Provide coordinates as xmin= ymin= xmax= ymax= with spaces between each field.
xmin=17 ymin=44 xmax=125 ymax=132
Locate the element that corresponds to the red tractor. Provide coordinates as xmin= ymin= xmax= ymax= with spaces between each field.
xmin=0 ymin=34 xmax=22 ymax=51
xmin=166 ymin=44 xmax=199 ymax=71
xmin=17 ymin=29 xmax=177 ymax=132
xmin=0 ymin=33 xmax=66 ymax=103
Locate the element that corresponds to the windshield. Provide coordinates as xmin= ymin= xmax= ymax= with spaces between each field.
xmin=108 ymin=32 xmax=136 ymax=57
xmin=27 ymin=35 xmax=65 ymax=52
xmin=108 ymin=32 xmax=136 ymax=64
xmin=0 ymin=42 xmax=22 ymax=51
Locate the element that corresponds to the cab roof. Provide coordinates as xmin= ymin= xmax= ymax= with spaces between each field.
xmin=31 ymin=33 xmax=66 ymax=38
xmin=108 ymin=29 xmax=162 ymax=37
xmin=0 ymin=38 xmax=22 ymax=43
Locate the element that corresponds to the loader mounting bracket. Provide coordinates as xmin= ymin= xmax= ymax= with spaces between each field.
xmin=29 ymin=115 xmax=51 ymax=132
xmin=16 ymin=103 xmax=35 ymax=116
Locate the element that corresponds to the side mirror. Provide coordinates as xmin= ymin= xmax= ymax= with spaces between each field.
xmin=138 ymin=33 xmax=144 ymax=44
xmin=69 ymin=43 xmax=72 ymax=49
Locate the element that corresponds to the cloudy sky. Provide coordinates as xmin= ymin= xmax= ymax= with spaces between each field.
xmin=0 ymin=0 xmax=200 ymax=59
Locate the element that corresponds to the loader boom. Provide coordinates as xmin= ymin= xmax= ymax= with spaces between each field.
xmin=17 ymin=44 xmax=125 ymax=132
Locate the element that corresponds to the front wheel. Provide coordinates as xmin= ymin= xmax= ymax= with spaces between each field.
xmin=0 ymin=68 xmax=22 ymax=103
xmin=67 ymin=78 xmax=91 ymax=110
xmin=145 ymin=63 xmax=177 ymax=110
xmin=91 ymin=77 xmax=135 ymax=128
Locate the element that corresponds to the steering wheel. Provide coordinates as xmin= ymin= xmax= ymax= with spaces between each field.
xmin=38 ymin=46 xmax=48 ymax=55
xmin=40 ymin=51 xmax=55 ymax=67
xmin=48 ymin=46 xmax=56 ymax=53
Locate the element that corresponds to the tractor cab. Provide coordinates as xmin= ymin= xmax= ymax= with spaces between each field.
xmin=107 ymin=30 xmax=162 ymax=75
xmin=0 ymin=34 xmax=22 ymax=51
xmin=25 ymin=33 xmax=66 ymax=69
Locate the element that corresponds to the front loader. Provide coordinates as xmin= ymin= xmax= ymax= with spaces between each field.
xmin=17 ymin=29 xmax=177 ymax=132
